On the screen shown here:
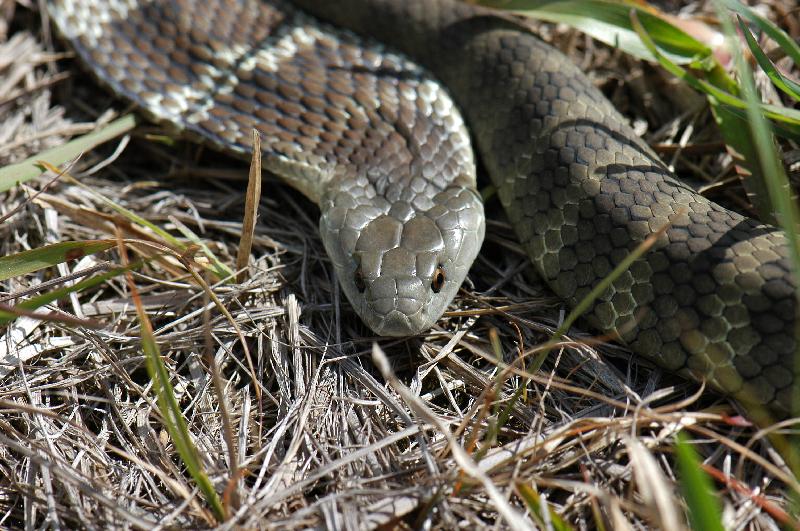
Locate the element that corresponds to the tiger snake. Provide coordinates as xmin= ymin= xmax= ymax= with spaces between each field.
xmin=48 ymin=0 xmax=798 ymax=418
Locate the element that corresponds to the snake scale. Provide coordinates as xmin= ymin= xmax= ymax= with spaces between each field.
xmin=49 ymin=0 xmax=798 ymax=419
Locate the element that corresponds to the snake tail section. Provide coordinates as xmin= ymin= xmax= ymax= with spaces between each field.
xmin=294 ymin=0 xmax=799 ymax=418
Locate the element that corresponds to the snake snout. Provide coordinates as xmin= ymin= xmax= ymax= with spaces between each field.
xmin=361 ymin=276 xmax=431 ymax=336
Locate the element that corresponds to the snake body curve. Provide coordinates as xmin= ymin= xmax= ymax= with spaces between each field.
xmin=49 ymin=0 xmax=798 ymax=417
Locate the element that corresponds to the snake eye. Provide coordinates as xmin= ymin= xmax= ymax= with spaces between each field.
xmin=431 ymin=266 xmax=446 ymax=293
xmin=354 ymin=267 xmax=367 ymax=293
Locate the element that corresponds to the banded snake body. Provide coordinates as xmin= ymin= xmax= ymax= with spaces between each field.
xmin=49 ymin=0 xmax=798 ymax=418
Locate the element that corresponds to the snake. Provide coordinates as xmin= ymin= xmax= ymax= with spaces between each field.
xmin=48 ymin=0 xmax=798 ymax=419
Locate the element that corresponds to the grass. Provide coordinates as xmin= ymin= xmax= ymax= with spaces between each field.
xmin=120 ymin=233 xmax=227 ymax=521
xmin=0 ymin=0 xmax=799 ymax=528
xmin=0 ymin=114 xmax=137 ymax=193
xmin=675 ymin=431 xmax=726 ymax=531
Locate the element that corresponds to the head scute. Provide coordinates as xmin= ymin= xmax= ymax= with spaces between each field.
xmin=320 ymin=175 xmax=484 ymax=337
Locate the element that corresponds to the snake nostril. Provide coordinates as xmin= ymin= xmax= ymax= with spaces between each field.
xmin=431 ymin=265 xmax=446 ymax=293
xmin=354 ymin=267 xmax=367 ymax=293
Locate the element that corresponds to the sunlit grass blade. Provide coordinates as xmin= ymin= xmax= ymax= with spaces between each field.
xmin=716 ymin=0 xmax=800 ymax=65
xmin=713 ymin=106 xmax=780 ymax=223
xmin=235 ymin=130 xmax=263 ymax=284
xmin=0 ymin=115 xmax=137 ymax=193
xmin=171 ymin=220 xmax=235 ymax=282
xmin=123 ymin=245 xmax=226 ymax=522
xmin=0 ymin=261 xmax=142 ymax=325
xmin=38 ymin=160 xmax=233 ymax=281
xmin=0 ymin=302 xmax=100 ymax=328
xmin=0 ymin=240 xmax=115 ymax=282
xmin=516 ymin=482 xmax=573 ymax=531
xmin=631 ymin=8 xmax=798 ymax=222
xmin=712 ymin=3 xmax=800 ymax=290
xmin=675 ymin=432 xmax=725 ymax=531
xmin=479 ymin=0 xmax=709 ymax=63
xmin=630 ymin=13 xmax=800 ymax=127
xmin=738 ymin=17 xmax=800 ymax=102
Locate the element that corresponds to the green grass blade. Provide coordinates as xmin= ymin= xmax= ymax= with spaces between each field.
xmin=713 ymin=4 xmax=800 ymax=286
xmin=674 ymin=432 xmax=725 ymax=531
xmin=739 ymin=17 xmax=800 ymax=102
xmin=535 ymin=218 xmax=672 ymax=359
xmin=723 ymin=109 xmax=800 ymax=144
xmin=38 ymin=161 xmax=233 ymax=282
xmin=171 ymin=220 xmax=235 ymax=281
xmin=517 ymin=482 xmax=574 ymax=531
xmin=479 ymin=0 xmax=710 ymax=63
xmin=713 ymin=106 xmax=780 ymax=223
xmin=0 ymin=240 xmax=115 ymax=282
xmin=498 ymin=219 xmax=672 ymax=426
xmin=717 ymin=0 xmax=800 ymax=65
xmin=0 ymin=115 xmax=137 ymax=193
xmin=631 ymin=13 xmax=800 ymax=127
xmin=131 ymin=276 xmax=226 ymax=521
xmin=57 ymin=172 xmax=188 ymax=250
xmin=0 ymin=262 xmax=141 ymax=325
xmin=630 ymin=7 xmax=800 ymax=222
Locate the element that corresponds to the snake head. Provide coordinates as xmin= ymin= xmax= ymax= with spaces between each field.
xmin=320 ymin=175 xmax=485 ymax=336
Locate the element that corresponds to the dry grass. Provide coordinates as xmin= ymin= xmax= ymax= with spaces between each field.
xmin=0 ymin=1 xmax=798 ymax=529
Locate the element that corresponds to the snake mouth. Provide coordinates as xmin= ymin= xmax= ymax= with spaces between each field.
xmin=361 ymin=292 xmax=430 ymax=336
xmin=371 ymin=310 xmax=418 ymax=337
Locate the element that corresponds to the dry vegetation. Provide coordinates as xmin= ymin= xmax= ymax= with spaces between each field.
xmin=0 ymin=1 xmax=798 ymax=529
